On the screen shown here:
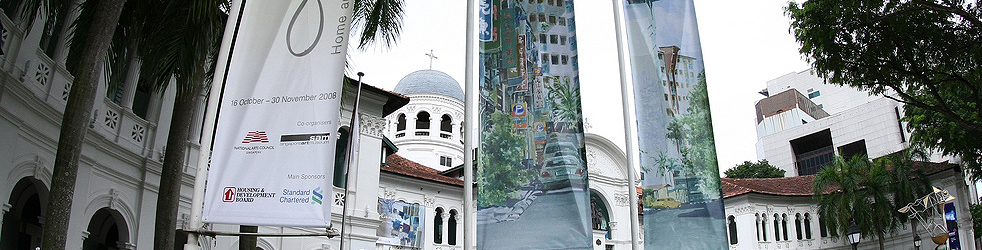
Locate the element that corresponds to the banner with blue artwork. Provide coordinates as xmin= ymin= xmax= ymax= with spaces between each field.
xmin=620 ymin=0 xmax=728 ymax=248
xmin=477 ymin=0 xmax=591 ymax=249
xmin=946 ymin=203 xmax=961 ymax=250
xmin=377 ymin=199 xmax=425 ymax=248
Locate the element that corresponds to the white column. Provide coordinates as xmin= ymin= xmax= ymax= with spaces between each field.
xmin=441 ymin=211 xmax=450 ymax=245
xmin=118 ymin=52 xmax=141 ymax=110
xmin=52 ymin=0 xmax=83 ymax=64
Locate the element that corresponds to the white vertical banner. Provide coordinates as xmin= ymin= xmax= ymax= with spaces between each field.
xmin=202 ymin=0 xmax=354 ymax=227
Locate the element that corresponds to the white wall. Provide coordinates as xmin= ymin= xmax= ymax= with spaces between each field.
xmin=757 ymin=98 xmax=907 ymax=175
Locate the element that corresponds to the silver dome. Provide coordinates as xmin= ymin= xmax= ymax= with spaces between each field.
xmin=392 ymin=70 xmax=464 ymax=101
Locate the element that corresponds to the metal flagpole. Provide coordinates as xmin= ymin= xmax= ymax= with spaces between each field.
xmin=184 ymin=0 xmax=246 ymax=249
xmin=611 ymin=0 xmax=641 ymax=248
xmin=463 ymin=0 xmax=477 ymax=248
xmin=339 ymin=72 xmax=364 ymax=250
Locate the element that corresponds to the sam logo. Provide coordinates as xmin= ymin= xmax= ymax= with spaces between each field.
xmin=222 ymin=187 xmax=235 ymax=202
xmin=280 ymin=132 xmax=331 ymax=146
xmin=241 ymin=131 xmax=269 ymax=144
xmin=311 ymin=187 xmax=323 ymax=205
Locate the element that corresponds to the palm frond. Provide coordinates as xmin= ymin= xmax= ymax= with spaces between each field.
xmin=353 ymin=0 xmax=404 ymax=49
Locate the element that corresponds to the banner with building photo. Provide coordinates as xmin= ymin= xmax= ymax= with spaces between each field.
xmin=376 ymin=199 xmax=425 ymax=248
xmin=477 ymin=0 xmax=592 ymax=249
xmin=620 ymin=0 xmax=728 ymax=248
xmin=202 ymin=0 xmax=353 ymax=227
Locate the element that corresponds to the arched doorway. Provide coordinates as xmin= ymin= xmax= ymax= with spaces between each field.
xmin=589 ymin=191 xmax=611 ymax=239
xmin=0 ymin=177 xmax=48 ymax=250
xmin=82 ymin=208 xmax=129 ymax=250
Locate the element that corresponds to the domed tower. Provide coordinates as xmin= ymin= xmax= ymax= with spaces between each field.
xmin=386 ymin=70 xmax=465 ymax=171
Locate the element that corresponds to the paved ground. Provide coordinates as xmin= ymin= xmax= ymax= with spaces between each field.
xmin=643 ymin=204 xmax=729 ymax=249
xmin=478 ymin=188 xmax=592 ymax=250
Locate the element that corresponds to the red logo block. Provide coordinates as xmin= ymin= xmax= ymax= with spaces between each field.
xmin=223 ymin=187 xmax=235 ymax=202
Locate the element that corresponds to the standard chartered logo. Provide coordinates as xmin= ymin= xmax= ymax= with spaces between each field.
xmin=311 ymin=187 xmax=323 ymax=205
xmin=279 ymin=187 xmax=323 ymax=205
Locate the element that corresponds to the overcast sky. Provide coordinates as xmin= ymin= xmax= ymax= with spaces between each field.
xmin=347 ymin=0 xmax=812 ymax=174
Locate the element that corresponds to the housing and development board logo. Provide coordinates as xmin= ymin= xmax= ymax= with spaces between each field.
xmin=222 ymin=187 xmax=235 ymax=202
xmin=222 ymin=186 xmax=276 ymax=203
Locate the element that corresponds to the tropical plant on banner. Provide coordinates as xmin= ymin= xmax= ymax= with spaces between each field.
xmin=478 ymin=111 xmax=533 ymax=207
xmin=665 ymin=72 xmax=720 ymax=198
xmin=545 ymin=76 xmax=582 ymax=132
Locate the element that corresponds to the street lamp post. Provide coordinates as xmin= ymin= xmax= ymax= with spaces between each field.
xmin=847 ymin=222 xmax=862 ymax=250
xmin=913 ymin=234 xmax=922 ymax=250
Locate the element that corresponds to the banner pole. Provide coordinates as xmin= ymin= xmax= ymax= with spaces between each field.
xmin=339 ymin=72 xmax=364 ymax=250
xmin=463 ymin=0 xmax=477 ymax=249
xmin=184 ymin=0 xmax=246 ymax=249
xmin=611 ymin=0 xmax=641 ymax=248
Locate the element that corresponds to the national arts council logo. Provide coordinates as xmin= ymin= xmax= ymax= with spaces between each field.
xmin=234 ymin=130 xmax=275 ymax=154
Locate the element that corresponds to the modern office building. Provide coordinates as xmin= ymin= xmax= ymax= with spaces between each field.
xmin=755 ymin=69 xmax=911 ymax=176
xmin=720 ymin=69 xmax=978 ymax=250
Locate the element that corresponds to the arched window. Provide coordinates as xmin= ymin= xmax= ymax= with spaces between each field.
xmin=416 ymin=111 xmax=430 ymax=130
xmin=448 ymin=210 xmax=458 ymax=245
xmin=761 ymin=214 xmax=767 ymax=241
xmin=795 ymin=213 xmax=803 ymax=240
xmin=397 ymin=114 xmax=407 ymax=131
xmin=333 ymin=127 xmax=348 ymax=188
xmin=773 ymin=214 xmax=780 ymax=241
xmin=819 ymin=215 xmax=828 ymax=238
xmin=434 ymin=207 xmax=443 ymax=244
xmin=781 ymin=214 xmax=788 ymax=241
xmin=440 ymin=114 xmax=452 ymax=133
xmin=804 ymin=213 xmax=813 ymax=239
xmin=728 ymin=215 xmax=738 ymax=245
xmin=755 ymin=213 xmax=761 ymax=241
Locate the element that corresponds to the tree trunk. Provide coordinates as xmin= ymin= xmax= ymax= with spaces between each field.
xmin=877 ymin=231 xmax=885 ymax=250
xmin=40 ymin=0 xmax=127 ymax=250
xmin=153 ymin=82 xmax=201 ymax=250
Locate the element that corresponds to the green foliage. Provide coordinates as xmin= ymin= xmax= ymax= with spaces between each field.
xmin=724 ymin=160 xmax=786 ymax=179
xmin=972 ymin=204 xmax=982 ymax=239
xmin=545 ymin=76 xmax=583 ymax=132
xmin=812 ymin=154 xmax=931 ymax=249
xmin=352 ymin=0 xmax=405 ymax=49
xmin=665 ymin=72 xmax=721 ymax=198
xmin=786 ymin=0 xmax=982 ymax=177
xmin=478 ymin=111 xmax=533 ymax=207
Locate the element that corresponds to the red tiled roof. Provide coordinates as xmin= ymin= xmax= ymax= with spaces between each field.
xmin=722 ymin=175 xmax=817 ymax=198
xmin=382 ymin=154 xmax=464 ymax=187
xmin=721 ymin=161 xmax=958 ymax=199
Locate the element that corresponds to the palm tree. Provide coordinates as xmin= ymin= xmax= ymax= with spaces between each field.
xmin=120 ymin=2 xmax=228 ymax=250
xmin=25 ymin=0 xmax=404 ymax=249
xmin=11 ymin=1 xmax=131 ymax=250
xmin=136 ymin=1 xmax=405 ymax=249
xmin=352 ymin=0 xmax=405 ymax=49
xmin=813 ymin=154 xmax=929 ymax=250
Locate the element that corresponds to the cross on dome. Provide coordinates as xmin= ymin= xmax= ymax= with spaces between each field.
xmin=425 ymin=49 xmax=438 ymax=69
